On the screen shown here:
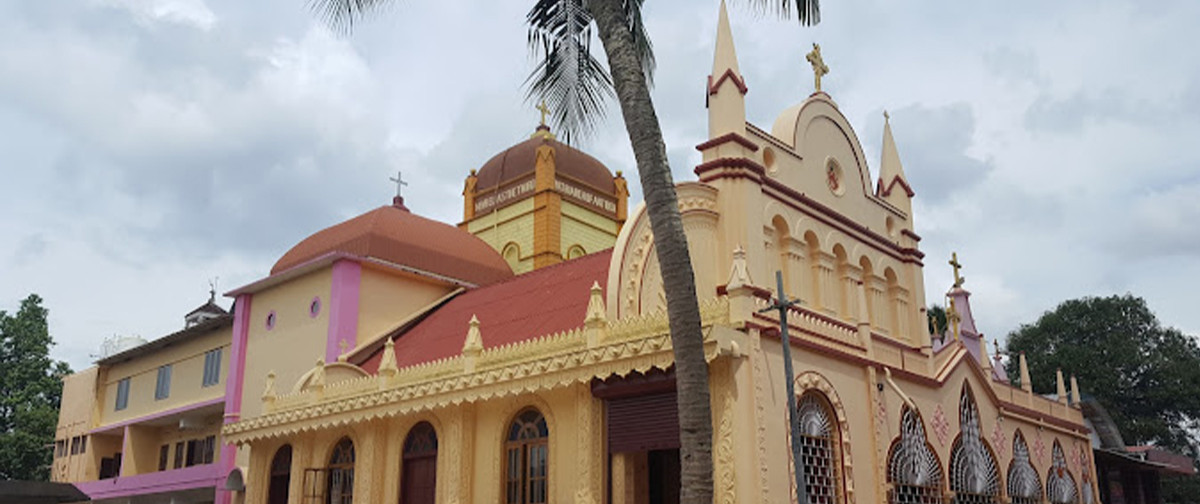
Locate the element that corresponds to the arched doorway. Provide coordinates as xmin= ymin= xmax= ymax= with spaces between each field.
xmin=401 ymin=422 xmax=438 ymax=504
xmin=267 ymin=445 xmax=292 ymax=504
xmin=326 ymin=437 xmax=355 ymax=504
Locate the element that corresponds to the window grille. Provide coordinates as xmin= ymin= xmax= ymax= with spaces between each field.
xmin=505 ymin=408 xmax=549 ymax=504
xmin=787 ymin=393 xmax=840 ymax=503
xmin=155 ymin=365 xmax=172 ymax=400
xmin=1046 ymin=441 xmax=1078 ymax=504
xmin=949 ymin=386 xmax=999 ymax=504
xmin=887 ymin=407 xmax=944 ymax=504
xmin=202 ymin=349 xmax=222 ymax=387
xmin=115 ymin=378 xmax=130 ymax=411
xmin=1007 ymin=431 xmax=1042 ymax=504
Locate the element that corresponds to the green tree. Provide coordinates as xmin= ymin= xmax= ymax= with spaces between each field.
xmin=927 ymin=304 xmax=947 ymax=343
xmin=0 ymin=294 xmax=72 ymax=481
xmin=1004 ymin=295 xmax=1200 ymax=453
xmin=308 ymin=1 xmax=820 ymax=501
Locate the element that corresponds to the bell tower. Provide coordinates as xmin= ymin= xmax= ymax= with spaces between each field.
xmin=461 ymin=117 xmax=628 ymax=274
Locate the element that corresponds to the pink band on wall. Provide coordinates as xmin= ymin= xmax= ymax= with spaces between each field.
xmin=326 ymin=260 xmax=362 ymax=362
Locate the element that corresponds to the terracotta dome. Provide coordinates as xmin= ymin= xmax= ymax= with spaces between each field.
xmin=475 ymin=130 xmax=616 ymax=193
xmin=272 ymin=202 xmax=514 ymax=286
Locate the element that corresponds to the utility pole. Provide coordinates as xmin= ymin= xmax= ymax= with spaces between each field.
xmin=760 ymin=270 xmax=808 ymax=502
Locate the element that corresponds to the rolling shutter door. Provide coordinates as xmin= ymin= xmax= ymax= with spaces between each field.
xmin=606 ymin=391 xmax=680 ymax=453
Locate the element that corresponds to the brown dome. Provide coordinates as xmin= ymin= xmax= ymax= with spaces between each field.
xmin=475 ymin=132 xmax=616 ymax=193
xmin=272 ymin=203 xmax=513 ymax=286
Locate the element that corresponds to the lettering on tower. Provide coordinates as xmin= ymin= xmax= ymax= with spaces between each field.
xmin=474 ymin=178 xmax=536 ymax=213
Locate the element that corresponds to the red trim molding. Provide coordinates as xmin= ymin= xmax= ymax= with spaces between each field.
xmin=878 ymin=175 xmax=916 ymax=198
xmin=696 ymin=133 xmax=759 ymax=153
xmin=708 ymin=70 xmax=748 ymax=95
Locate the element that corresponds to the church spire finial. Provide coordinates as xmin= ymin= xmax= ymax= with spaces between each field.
xmin=876 ymin=110 xmax=914 ymax=204
xmin=389 ymin=170 xmax=409 ymax=210
xmin=950 ymin=252 xmax=965 ymax=289
xmin=706 ymin=0 xmax=748 ymax=139
xmin=531 ymin=102 xmax=556 ymax=140
xmin=806 ymin=43 xmax=829 ymax=93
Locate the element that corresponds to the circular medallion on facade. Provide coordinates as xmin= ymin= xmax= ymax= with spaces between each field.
xmin=826 ymin=158 xmax=845 ymax=196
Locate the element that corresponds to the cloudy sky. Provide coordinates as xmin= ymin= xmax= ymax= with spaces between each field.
xmin=2 ymin=0 xmax=1198 ymax=371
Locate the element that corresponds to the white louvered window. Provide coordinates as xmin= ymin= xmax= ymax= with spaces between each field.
xmin=1046 ymin=441 xmax=1079 ymax=504
xmin=202 ymin=348 xmax=221 ymax=387
xmin=949 ymin=386 xmax=1000 ymax=504
xmin=887 ymin=407 xmax=944 ymax=504
xmin=1007 ymin=431 xmax=1042 ymax=504
xmin=787 ymin=393 xmax=841 ymax=503
xmin=155 ymin=364 xmax=172 ymax=400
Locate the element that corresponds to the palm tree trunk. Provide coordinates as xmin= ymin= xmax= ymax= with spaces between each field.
xmin=589 ymin=0 xmax=714 ymax=502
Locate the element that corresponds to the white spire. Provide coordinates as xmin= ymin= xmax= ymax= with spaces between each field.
xmin=712 ymin=0 xmax=741 ymax=78
xmin=706 ymin=0 xmax=748 ymax=140
xmin=877 ymin=111 xmax=914 ymax=208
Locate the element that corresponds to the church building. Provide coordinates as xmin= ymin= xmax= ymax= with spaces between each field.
xmin=55 ymin=3 xmax=1103 ymax=504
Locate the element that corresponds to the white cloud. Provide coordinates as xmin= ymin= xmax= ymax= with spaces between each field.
xmin=94 ymin=0 xmax=218 ymax=31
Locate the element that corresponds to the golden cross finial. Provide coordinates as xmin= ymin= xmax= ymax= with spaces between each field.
xmin=949 ymin=252 xmax=965 ymax=288
xmin=947 ymin=298 xmax=962 ymax=342
xmin=536 ymin=100 xmax=550 ymax=127
xmin=883 ymin=110 xmax=890 ymax=123
xmin=805 ymin=43 xmax=830 ymax=93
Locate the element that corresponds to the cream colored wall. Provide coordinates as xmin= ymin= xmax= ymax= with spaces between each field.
xmin=754 ymin=335 xmax=881 ymax=503
xmin=467 ymin=199 xmax=536 ymax=274
xmin=242 ymin=384 xmax=601 ymax=504
xmin=97 ymin=326 xmax=231 ymax=427
xmin=560 ymin=201 xmax=618 ymax=257
xmin=54 ymin=367 xmax=99 ymax=482
xmin=751 ymin=333 xmax=1097 ymax=503
xmin=357 ymin=266 xmax=454 ymax=343
xmin=239 ymin=269 xmax=331 ymax=422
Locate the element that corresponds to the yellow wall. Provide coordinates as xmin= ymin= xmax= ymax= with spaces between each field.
xmin=239 ymin=269 xmax=332 ymax=421
xmin=357 ymin=266 xmax=454 ymax=342
xmin=467 ymin=199 xmax=535 ymax=274
xmin=243 ymin=384 xmax=599 ymax=504
xmin=53 ymin=367 xmax=99 ymax=482
xmin=560 ymin=201 xmax=618 ymax=257
xmin=98 ymin=326 xmax=231 ymax=427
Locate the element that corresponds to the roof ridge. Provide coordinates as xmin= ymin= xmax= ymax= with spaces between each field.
xmin=461 ymin=248 xmax=612 ymax=292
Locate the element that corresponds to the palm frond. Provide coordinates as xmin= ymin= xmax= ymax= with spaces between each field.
xmin=525 ymin=0 xmax=616 ymax=144
xmin=744 ymin=0 xmax=821 ymax=26
xmin=308 ymin=0 xmax=392 ymax=36
xmin=623 ymin=0 xmax=655 ymax=87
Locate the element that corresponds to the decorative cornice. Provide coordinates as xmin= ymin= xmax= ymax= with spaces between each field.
xmin=223 ymin=297 xmax=731 ymax=443
xmin=695 ymin=133 xmax=759 ymax=153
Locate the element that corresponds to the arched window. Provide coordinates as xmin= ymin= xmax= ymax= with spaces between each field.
xmin=566 ymin=245 xmax=586 ymax=260
xmin=401 ymin=422 xmax=438 ymax=504
xmin=267 ymin=445 xmax=292 ymax=504
xmin=887 ymin=406 xmax=944 ymax=504
xmin=949 ymin=385 xmax=1000 ymax=503
xmin=505 ymin=408 xmax=549 ymax=504
xmin=1046 ymin=441 xmax=1078 ymax=504
xmin=1007 ymin=431 xmax=1043 ymax=504
xmin=327 ymin=437 xmax=355 ymax=504
xmin=502 ymin=243 xmax=521 ymax=270
xmin=788 ymin=392 xmax=841 ymax=503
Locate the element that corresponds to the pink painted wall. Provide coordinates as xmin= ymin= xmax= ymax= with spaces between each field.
xmin=326 ymin=260 xmax=362 ymax=362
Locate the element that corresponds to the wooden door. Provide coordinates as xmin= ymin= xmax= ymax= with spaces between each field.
xmin=401 ymin=455 xmax=437 ymax=504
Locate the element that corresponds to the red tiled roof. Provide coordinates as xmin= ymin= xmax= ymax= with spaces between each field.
xmin=358 ymin=249 xmax=612 ymax=373
xmin=272 ymin=203 xmax=513 ymax=286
